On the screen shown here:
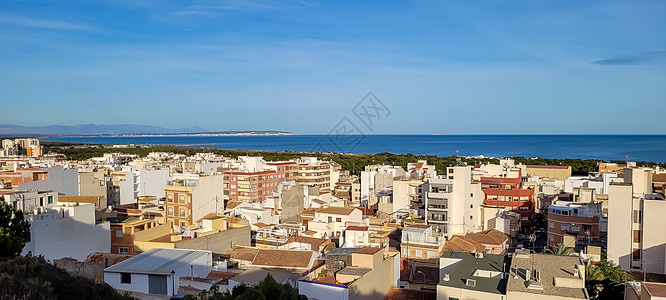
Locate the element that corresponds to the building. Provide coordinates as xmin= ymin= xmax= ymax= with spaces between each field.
xmin=299 ymin=247 xmax=400 ymax=300
xmin=608 ymin=183 xmax=666 ymax=274
xmin=506 ymin=250 xmax=589 ymax=299
xmin=525 ymin=165 xmax=572 ymax=181
xmin=165 ymin=174 xmax=224 ymax=228
xmin=109 ymin=217 xmax=158 ymax=255
xmin=547 ymin=201 xmax=602 ymax=247
xmin=308 ymin=206 xmax=364 ymax=239
xmin=463 ymin=229 xmax=509 ymax=255
xmin=401 ymin=224 xmax=444 ymax=260
xmin=104 ymin=248 xmax=213 ymax=295
xmin=437 ymin=251 xmax=509 ymax=300
xmin=294 ymin=157 xmax=333 ymax=194
xmin=21 ymin=203 xmax=111 ymax=261
xmin=423 ymin=166 xmax=484 ymax=238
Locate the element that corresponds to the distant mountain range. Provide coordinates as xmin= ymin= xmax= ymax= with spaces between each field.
xmin=0 ymin=124 xmax=210 ymax=136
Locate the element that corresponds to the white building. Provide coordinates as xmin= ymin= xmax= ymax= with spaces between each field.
xmin=423 ymin=166 xmax=483 ymax=239
xmin=19 ymin=166 xmax=79 ymax=196
xmin=104 ymin=248 xmax=212 ymax=296
xmin=21 ymin=203 xmax=110 ymax=261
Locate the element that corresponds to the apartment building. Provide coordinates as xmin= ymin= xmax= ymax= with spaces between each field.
xmin=401 ymin=224 xmax=444 ymax=259
xmin=164 ymin=174 xmax=224 ymax=228
xmin=547 ymin=201 xmax=602 ymax=247
xmin=295 ymin=157 xmax=333 ymax=194
xmin=608 ymin=182 xmax=666 ymax=274
xmin=224 ymin=170 xmax=285 ymax=202
xmin=482 ymin=182 xmax=535 ymax=227
xmin=423 ymin=166 xmax=483 ymax=239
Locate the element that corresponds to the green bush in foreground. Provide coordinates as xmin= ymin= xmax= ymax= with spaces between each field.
xmin=185 ymin=274 xmax=307 ymax=300
xmin=0 ymin=255 xmax=136 ymax=300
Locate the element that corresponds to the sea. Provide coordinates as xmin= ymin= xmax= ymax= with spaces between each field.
xmin=43 ymin=135 xmax=666 ymax=163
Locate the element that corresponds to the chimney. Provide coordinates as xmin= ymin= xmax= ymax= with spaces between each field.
xmin=443 ymin=273 xmax=450 ymax=281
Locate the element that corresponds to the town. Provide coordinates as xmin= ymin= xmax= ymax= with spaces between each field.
xmin=1 ymin=138 xmax=665 ymax=299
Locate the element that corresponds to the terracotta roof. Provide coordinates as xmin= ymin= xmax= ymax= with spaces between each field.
xmin=302 ymin=208 xmax=318 ymax=216
xmin=229 ymin=246 xmax=259 ymax=262
xmin=226 ymin=200 xmax=244 ymax=210
xmin=407 ymin=224 xmax=431 ymax=229
xmin=345 ymin=226 xmax=368 ymax=231
xmin=58 ymin=195 xmax=102 ymax=203
xmin=254 ymin=222 xmax=270 ymax=228
xmin=653 ymin=173 xmax=666 ymax=183
xmin=643 ymin=283 xmax=666 ymax=297
xmin=355 ymin=207 xmax=374 ymax=216
xmin=206 ymin=270 xmax=237 ymax=280
xmin=312 ymin=199 xmax=326 ymax=205
xmin=354 ymin=247 xmax=382 ymax=255
xmin=83 ymin=252 xmax=132 ymax=265
xmin=251 ymin=249 xmax=315 ymax=269
xmin=385 ymin=287 xmax=436 ymax=300
xmin=526 ymin=165 xmax=570 ymax=169
xmin=284 ymin=235 xmax=332 ymax=251
xmin=465 ymin=229 xmax=508 ymax=246
xmin=318 ymin=206 xmax=356 ymax=215
xmin=442 ymin=236 xmax=485 ymax=253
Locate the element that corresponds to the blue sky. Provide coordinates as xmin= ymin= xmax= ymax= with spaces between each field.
xmin=1 ymin=0 xmax=665 ymax=134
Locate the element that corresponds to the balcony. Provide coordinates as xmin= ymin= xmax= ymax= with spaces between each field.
xmin=428 ymin=192 xmax=449 ymax=199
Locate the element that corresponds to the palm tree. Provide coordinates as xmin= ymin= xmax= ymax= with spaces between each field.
xmin=545 ymin=243 xmax=575 ymax=256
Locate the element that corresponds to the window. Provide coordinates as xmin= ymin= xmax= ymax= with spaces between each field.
xmin=549 ymin=222 xmax=554 ymax=228
xmin=336 ymin=218 xmax=342 ymax=222
xmin=561 ymin=224 xmax=570 ymax=231
xmin=180 ymin=209 xmax=186 ymax=217
xmin=328 ymin=217 xmax=332 ymax=222
xmin=633 ymin=230 xmax=641 ymax=243
xmin=167 ymin=207 xmax=173 ymax=216
xmin=167 ymin=194 xmax=173 ymax=202
xmin=633 ymin=210 xmax=641 ymax=223
xmin=466 ymin=279 xmax=476 ymax=287
xmin=428 ymin=251 xmax=436 ymax=259
xmin=121 ymin=273 xmax=131 ymax=284
xmin=119 ymin=247 xmax=129 ymax=255
xmin=47 ymin=196 xmax=53 ymax=204
xmin=40 ymin=198 xmax=43 ymax=206
xmin=415 ymin=250 xmax=423 ymax=257
xmin=549 ymin=235 xmax=554 ymax=241
xmin=571 ymin=225 xmax=580 ymax=232
xmin=181 ymin=222 xmax=186 ymax=228
xmin=116 ymin=230 xmax=123 ymax=238
xmin=179 ymin=195 xmax=186 ymax=204
xmin=632 ymin=248 xmax=641 ymax=260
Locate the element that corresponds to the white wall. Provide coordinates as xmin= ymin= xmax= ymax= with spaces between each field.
xmin=20 ymin=166 xmax=79 ymax=195
xmin=22 ymin=203 xmax=110 ymax=261
xmin=299 ymin=280 xmax=349 ymax=300
xmin=139 ymin=169 xmax=170 ymax=197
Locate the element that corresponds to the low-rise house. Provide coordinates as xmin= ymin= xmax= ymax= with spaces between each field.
xmin=104 ymin=248 xmax=213 ymax=296
xmin=308 ymin=206 xmax=364 ymax=239
xmin=54 ymin=252 xmax=132 ymax=282
xmin=299 ymin=247 xmax=400 ymax=300
xmin=21 ymin=202 xmax=111 ymax=261
xmin=280 ymin=235 xmax=336 ymax=255
xmin=401 ymin=224 xmax=444 ymax=260
xmin=442 ymin=236 xmax=486 ymax=254
xmin=464 ymin=229 xmax=509 ymax=254
xmin=227 ymin=246 xmax=318 ymax=272
xmin=109 ymin=217 xmax=157 ymax=255
xmin=437 ymin=251 xmax=510 ymax=300
xmin=506 ymin=250 xmax=589 ymax=300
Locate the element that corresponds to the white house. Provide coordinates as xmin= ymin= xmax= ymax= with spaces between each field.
xmin=104 ymin=248 xmax=212 ymax=296
xmin=21 ymin=202 xmax=110 ymax=261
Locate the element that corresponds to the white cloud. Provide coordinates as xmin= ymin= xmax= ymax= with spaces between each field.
xmin=0 ymin=13 xmax=94 ymax=30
